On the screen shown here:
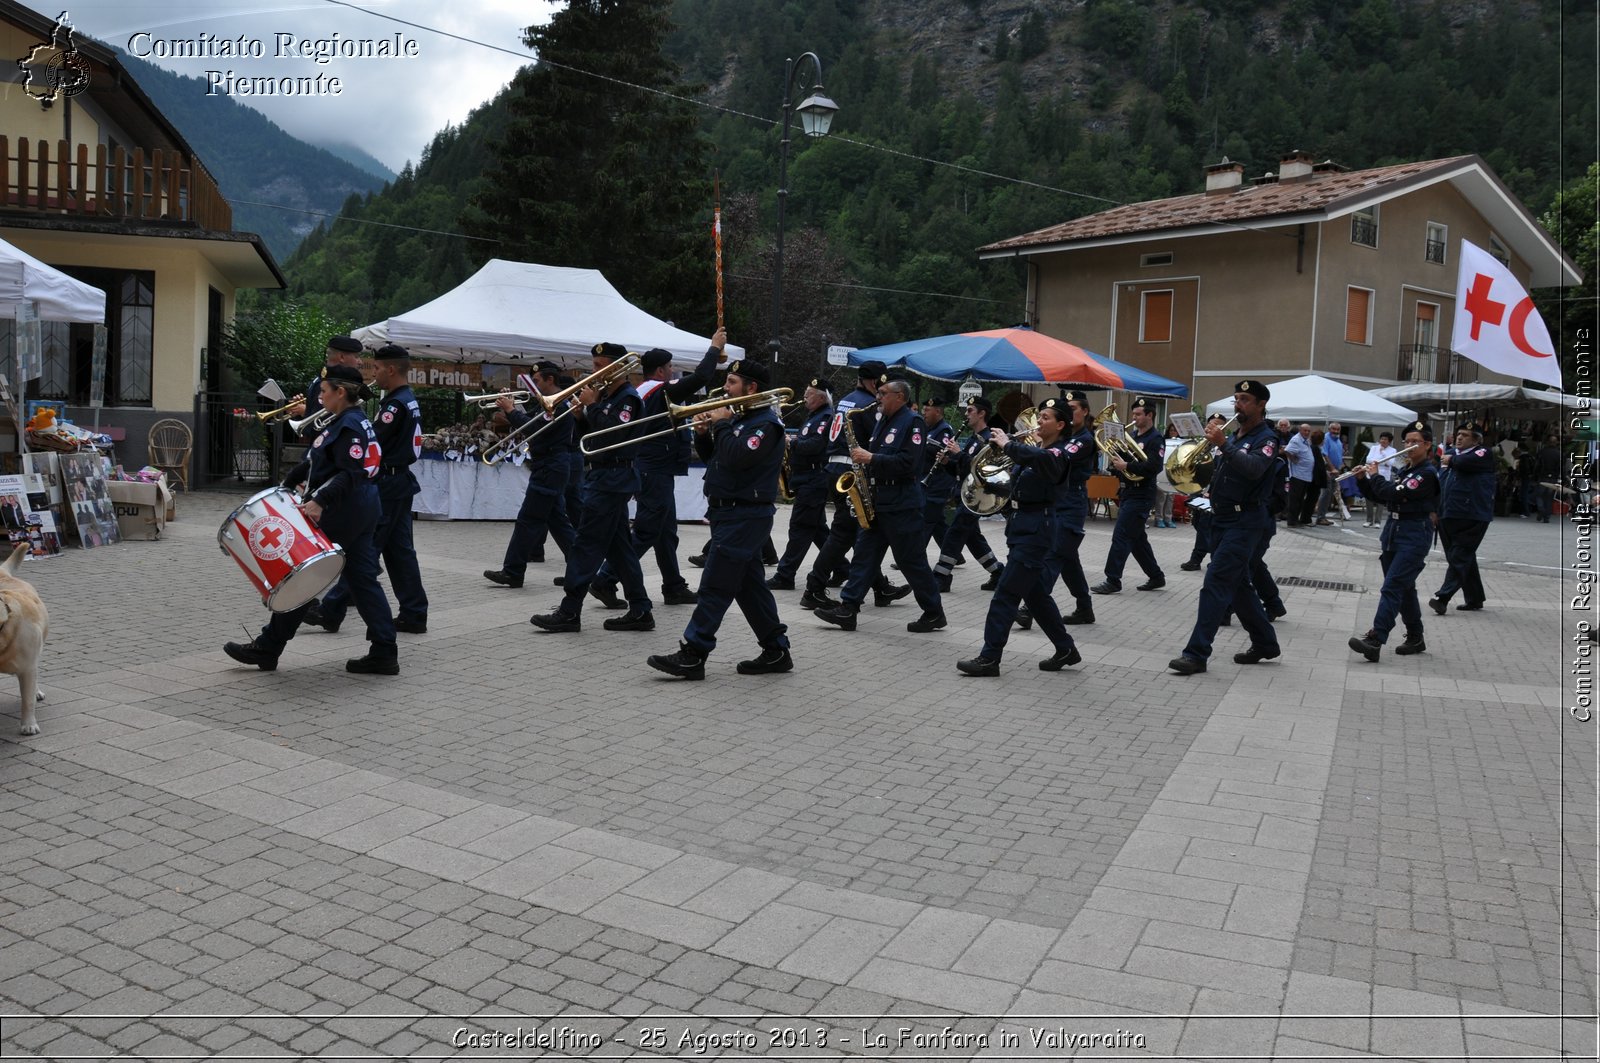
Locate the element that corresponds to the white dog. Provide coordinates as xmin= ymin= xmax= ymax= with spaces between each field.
xmin=0 ymin=542 xmax=48 ymax=735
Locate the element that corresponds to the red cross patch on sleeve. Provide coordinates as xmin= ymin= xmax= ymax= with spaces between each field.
xmin=618 ymin=409 xmax=631 ymax=422
xmin=912 ymin=431 xmax=922 ymax=445
xmin=1262 ymin=443 xmax=1275 ymax=456
xmin=746 ymin=433 xmax=762 ymax=450
xmin=380 ymin=410 xmax=394 ymax=424
xmin=349 ymin=444 xmax=363 ymax=459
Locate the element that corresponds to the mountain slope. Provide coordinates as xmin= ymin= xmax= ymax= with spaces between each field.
xmin=114 ymin=50 xmax=389 ymax=262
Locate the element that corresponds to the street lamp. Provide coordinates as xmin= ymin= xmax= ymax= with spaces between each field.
xmin=770 ymin=52 xmax=838 ymax=362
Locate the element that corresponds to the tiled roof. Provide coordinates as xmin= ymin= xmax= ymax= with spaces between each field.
xmin=980 ymin=156 xmax=1476 ymax=253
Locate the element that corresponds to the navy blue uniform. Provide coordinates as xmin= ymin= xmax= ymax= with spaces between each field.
xmin=1101 ymin=424 xmax=1165 ymax=587
xmin=595 ymin=345 xmax=721 ymax=597
xmin=773 ymin=404 xmax=834 ymax=582
xmin=680 ymin=403 xmax=789 ymax=656
xmin=838 ymin=406 xmax=943 ymax=615
xmin=501 ymin=397 xmax=578 ymax=579
xmin=1433 ymin=443 xmax=1494 ymax=608
xmin=1359 ymin=459 xmax=1440 ymax=643
xmin=932 ymin=429 xmax=1004 ymax=584
xmin=322 ymin=384 xmax=429 ymax=626
xmin=980 ymin=439 xmax=1074 ymax=662
xmin=259 ymin=407 xmax=395 ymax=656
xmin=1051 ymin=424 xmax=1098 ymax=613
xmin=920 ymin=419 xmax=958 ymax=548
xmin=1177 ymin=421 xmax=1280 ymax=664
xmin=804 ymin=387 xmax=884 ymax=595
xmin=554 ymin=383 xmax=651 ymax=618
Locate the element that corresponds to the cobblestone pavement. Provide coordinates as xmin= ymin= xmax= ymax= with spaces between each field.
xmin=0 ymin=489 xmax=1594 ymax=1060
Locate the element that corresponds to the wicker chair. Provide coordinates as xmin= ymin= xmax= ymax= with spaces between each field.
xmin=147 ymin=418 xmax=193 ymax=492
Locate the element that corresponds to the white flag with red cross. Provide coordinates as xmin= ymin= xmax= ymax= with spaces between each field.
xmin=1451 ymin=239 xmax=1561 ymax=389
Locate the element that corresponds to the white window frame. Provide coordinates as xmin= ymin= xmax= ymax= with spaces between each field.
xmin=1345 ymin=285 xmax=1375 ymax=346
xmin=1351 ymin=205 xmax=1379 ymax=248
xmin=1425 ymin=221 xmax=1447 ymax=265
xmin=1139 ymin=289 xmax=1175 ymax=343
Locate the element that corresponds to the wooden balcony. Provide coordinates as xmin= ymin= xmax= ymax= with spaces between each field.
xmin=0 ymin=136 xmax=232 ymax=231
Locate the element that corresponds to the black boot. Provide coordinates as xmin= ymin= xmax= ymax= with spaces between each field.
xmin=736 ymin=647 xmax=794 ymax=675
xmin=1348 ymin=632 xmax=1381 ymax=662
xmin=223 ymin=639 xmax=279 ymax=671
xmin=979 ymin=570 xmax=1001 ymax=591
xmin=815 ymin=603 xmax=859 ymax=630
xmin=907 ymin=611 xmax=947 ymax=633
xmin=484 ymin=569 xmax=524 ymax=588
xmin=648 ymin=642 xmax=706 ymax=680
xmin=800 ymin=588 xmax=839 ymax=611
xmin=1062 ymin=607 xmax=1095 ymax=625
xmin=1014 ymin=607 xmax=1033 ymax=631
xmin=874 ymin=581 xmax=912 ymax=607
xmin=1393 ymin=634 xmax=1427 ymax=655
xmin=603 ymin=611 xmax=655 ymax=632
xmin=346 ymin=648 xmax=399 ymax=675
xmin=956 ymin=655 xmax=1000 ymax=677
xmin=589 ymin=583 xmax=626 ymax=610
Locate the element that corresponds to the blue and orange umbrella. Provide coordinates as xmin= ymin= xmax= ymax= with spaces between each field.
xmin=849 ymin=327 xmax=1187 ymax=397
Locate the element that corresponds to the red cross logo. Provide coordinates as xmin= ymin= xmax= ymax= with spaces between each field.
xmin=1463 ymin=273 xmax=1505 ymax=341
xmin=257 ymin=526 xmax=282 ymax=550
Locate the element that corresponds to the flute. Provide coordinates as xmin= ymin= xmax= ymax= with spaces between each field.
xmin=1335 ymin=443 xmax=1423 ymax=482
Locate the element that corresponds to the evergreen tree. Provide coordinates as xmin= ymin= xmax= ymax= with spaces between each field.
xmin=464 ymin=0 xmax=713 ymax=331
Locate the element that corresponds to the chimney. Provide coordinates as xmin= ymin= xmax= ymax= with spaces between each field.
xmin=1278 ymin=149 xmax=1315 ymax=182
xmin=1204 ymin=157 xmax=1244 ymax=194
xmin=1313 ymin=158 xmax=1348 ymax=174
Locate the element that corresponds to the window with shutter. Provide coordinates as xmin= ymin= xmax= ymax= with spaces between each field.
xmin=1345 ymin=287 xmax=1372 ymax=344
xmin=1140 ymin=290 xmax=1173 ymax=343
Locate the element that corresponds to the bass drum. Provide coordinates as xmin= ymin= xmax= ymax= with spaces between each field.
xmin=217 ymin=487 xmax=345 ymax=612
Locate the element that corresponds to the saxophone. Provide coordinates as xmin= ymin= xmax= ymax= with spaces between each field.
xmin=834 ymin=401 xmax=877 ymax=529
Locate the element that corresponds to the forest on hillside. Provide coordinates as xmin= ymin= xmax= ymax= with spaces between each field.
xmin=277 ymin=0 xmax=1596 ymax=382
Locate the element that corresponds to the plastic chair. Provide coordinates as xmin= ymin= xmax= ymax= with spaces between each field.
xmin=147 ymin=418 xmax=193 ymax=492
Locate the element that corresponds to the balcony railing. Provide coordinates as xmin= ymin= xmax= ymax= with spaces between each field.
xmin=1351 ymin=215 xmax=1377 ymax=247
xmin=1398 ymin=344 xmax=1478 ymax=384
xmin=0 ymin=136 xmax=232 ymax=231
xmin=1425 ymin=238 xmax=1446 ymax=263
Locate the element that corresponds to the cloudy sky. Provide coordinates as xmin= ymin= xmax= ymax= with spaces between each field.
xmin=41 ymin=0 xmax=551 ymax=171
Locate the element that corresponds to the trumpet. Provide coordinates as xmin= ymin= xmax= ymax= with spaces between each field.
xmin=581 ymin=388 xmax=794 ymax=457
xmin=256 ymin=395 xmax=306 ymax=424
xmin=481 ymin=353 xmax=642 ymax=466
xmin=464 ymin=389 xmax=533 ymax=409
xmin=287 ymin=408 xmax=337 ymax=435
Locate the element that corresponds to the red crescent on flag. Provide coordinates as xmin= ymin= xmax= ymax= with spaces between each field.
xmin=1508 ymin=297 xmax=1553 ymax=358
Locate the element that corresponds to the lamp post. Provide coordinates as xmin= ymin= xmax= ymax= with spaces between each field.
xmin=769 ymin=52 xmax=838 ymax=362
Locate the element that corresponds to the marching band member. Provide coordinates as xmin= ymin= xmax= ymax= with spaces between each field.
xmin=1168 ymin=380 xmax=1280 ymax=676
xmin=919 ymin=396 xmax=958 ymax=550
xmin=815 ymin=379 xmax=946 ymax=633
xmin=1092 ymin=396 xmax=1166 ymax=594
xmin=589 ymin=332 xmax=727 ymax=608
xmin=315 ymin=344 xmax=429 ymax=633
xmin=485 ymin=362 xmax=577 ymax=588
xmin=225 ymin=365 xmax=397 ymax=675
xmin=957 ymin=397 xmax=1081 ymax=676
xmin=931 ymin=397 xmax=1005 ymax=592
xmin=530 ymin=343 xmax=653 ymax=634
xmin=1349 ymin=421 xmax=1439 ymax=661
xmin=295 ymin=335 xmax=364 ymax=628
xmin=1051 ymin=391 xmax=1099 ymax=625
xmin=801 ymin=360 xmax=908 ymax=611
xmin=768 ymin=379 xmax=835 ymax=590
xmin=1429 ymin=422 xmax=1493 ymax=614
xmin=649 ymin=360 xmax=791 ymax=679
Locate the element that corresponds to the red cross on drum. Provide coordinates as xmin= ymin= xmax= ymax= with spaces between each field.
xmin=216 ymin=487 xmax=346 ymax=612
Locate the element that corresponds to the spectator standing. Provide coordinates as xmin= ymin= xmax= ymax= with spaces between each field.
xmin=1285 ymin=424 xmax=1316 ymax=526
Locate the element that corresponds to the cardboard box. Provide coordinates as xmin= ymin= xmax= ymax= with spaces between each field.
xmin=106 ymin=479 xmax=171 ymax=540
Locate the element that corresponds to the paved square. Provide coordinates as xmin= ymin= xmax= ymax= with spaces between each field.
xmin=0 ymin=490 xmax=1594 ymax=1059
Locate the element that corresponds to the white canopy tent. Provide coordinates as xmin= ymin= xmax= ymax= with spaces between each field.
xmin=1370 ymin=381 xmax=1587 ymax=415
xmin=1205 ymin=374 xmax=1415 ymax=425
xmin=353 ymin=260 xmax=740 ymax=371
xmin=0 ymin=237 xmax=105 ymax=323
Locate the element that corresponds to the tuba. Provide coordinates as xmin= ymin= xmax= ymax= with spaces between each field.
xmin=959 ymin=408 xmax=1040 ymax=516
xmin=834 ymin=401 xmax=877 ymax=529
xmin=1163 ymin=416 xmax=1236 ymax=496
xmin=1093 ymin=403 xmax=1148 ymax=481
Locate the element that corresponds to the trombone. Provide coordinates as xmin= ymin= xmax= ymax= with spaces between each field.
xmin=481 ymin=352 xmax=642 ymax=466
xmin=464 ymin=389 xmax=533 ymax=409
xmin=256 ymin=395 xmax=305 ymax=424
xmin=581 ymin=388 xmax=794 ymax=457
